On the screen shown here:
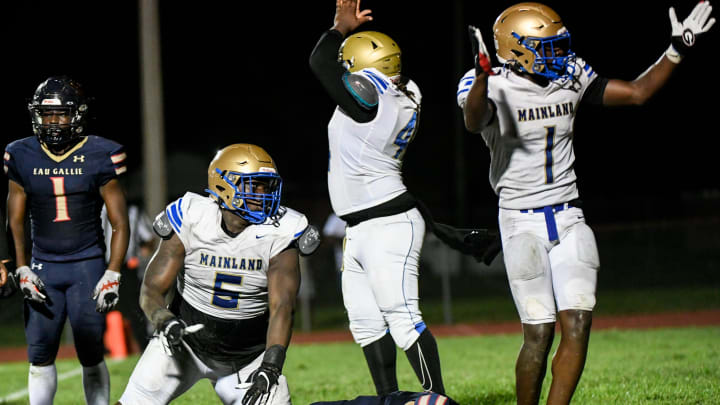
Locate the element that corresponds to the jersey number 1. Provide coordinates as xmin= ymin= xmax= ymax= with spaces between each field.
xmin=545 ymin=126 xmax=556 ymax=184
xmin=50 ymin=177 xmax=71 ymax=222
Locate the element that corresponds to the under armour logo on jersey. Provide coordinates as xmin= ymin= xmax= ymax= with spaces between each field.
xmin=73 ymin=155 xmax=85 ymax=162
xmin=31 ymin=263 xmax=44 ymax=271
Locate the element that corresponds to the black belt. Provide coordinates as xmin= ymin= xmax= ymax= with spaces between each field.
xmin=340 ymin=192 xmax=417 ymax=227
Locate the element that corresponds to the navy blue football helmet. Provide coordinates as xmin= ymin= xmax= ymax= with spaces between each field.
xmin=28 ymin=76 xmax=89 ymax=148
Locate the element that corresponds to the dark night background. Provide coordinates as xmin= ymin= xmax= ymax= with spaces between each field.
xmin=0 ymin=1 xmax=719 ymax=335
xmin=2 ymin=0 xmax=718 ymax=236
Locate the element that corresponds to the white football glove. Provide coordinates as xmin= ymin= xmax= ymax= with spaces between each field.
xmin=469 ymin=25 xmax=496 ymax=76
xmin=15 ymin=265 xmax=47 ymax=303
xmin=92 ymin=270 xmax=121 ymax=313
xmin=157 ymin=318 xmax=204 ymax=357
xmin=668 ymin=1 xmax=715 ymax=58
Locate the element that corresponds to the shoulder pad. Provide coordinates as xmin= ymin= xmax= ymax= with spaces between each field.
xmin=343 ymin=73 xmax=378 ymax=109
xmin=153 ymin=211 xmax=175 ymax=240
xmin=295 ymin=225 xmax=321 ymax=256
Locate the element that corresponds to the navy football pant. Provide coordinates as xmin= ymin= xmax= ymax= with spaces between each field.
xmin=24 ymin=256 xmax=106 ymax=366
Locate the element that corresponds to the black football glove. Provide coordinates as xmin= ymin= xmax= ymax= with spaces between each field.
xmin=668 ymin=2 xmax=715 ymax=58
xmin=464 ymin=229 xmax=502 ymax=266
xmin=241 ymin=363 xmax=281 ymax=405
xmin=240 ymin=345 xmax=286 ymax=405
xmin=157 ymin=317 xmax=204 ymax=357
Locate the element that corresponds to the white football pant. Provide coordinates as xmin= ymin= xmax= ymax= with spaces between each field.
xmin=341 ymin=208 xmax=427 ymax=350
xmin=118 ymin=338 xmax=291 ymax=405
xmin=499 ymin=206 xmax=599 ymax=324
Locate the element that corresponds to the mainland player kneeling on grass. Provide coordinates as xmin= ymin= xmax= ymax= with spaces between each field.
xmin=116 ymin=144 xmax=320 ymax=405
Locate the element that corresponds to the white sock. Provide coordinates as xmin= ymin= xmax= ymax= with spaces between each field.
xmin=82 ymin=361 xmax=110 ymax=405
xmin=28 ymin=364 xmax=57 ymax=405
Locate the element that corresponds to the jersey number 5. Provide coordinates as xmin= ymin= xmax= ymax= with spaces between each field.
xmin=50 ymin=177 xmax=71 ymax=222
xmin=212 ymin=273 xmax=244 ymax=309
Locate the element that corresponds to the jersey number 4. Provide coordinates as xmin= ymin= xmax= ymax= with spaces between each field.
xmin=393 ymin=111 xmax=418 ymax=160
xmin=50 ymin=177 xmax=71 ymax=222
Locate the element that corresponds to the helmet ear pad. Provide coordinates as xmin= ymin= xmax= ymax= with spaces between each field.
xmin=206 ymin=144 xmax=283 ymax=224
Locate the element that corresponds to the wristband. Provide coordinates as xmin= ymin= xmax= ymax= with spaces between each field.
xmin=262 ymin=344 xmax=286 ymax=373
xmin=665 ymin=44 xmax=683 ymax=64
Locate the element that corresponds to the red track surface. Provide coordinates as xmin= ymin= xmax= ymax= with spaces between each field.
xmin=1 ymin=310 xmax=719 ymax=363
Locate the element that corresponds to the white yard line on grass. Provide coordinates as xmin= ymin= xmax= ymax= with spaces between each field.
xmin=0 ymin=359 xmax=125 ymax=403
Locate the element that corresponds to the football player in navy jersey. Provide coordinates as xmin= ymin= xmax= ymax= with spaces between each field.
xmin=3 ymin=76 xmax=130 ymax=405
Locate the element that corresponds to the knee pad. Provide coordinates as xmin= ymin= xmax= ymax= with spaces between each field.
xmin=75 ymin=340 xmax=106 ymax=367
xmin=503 ymin=234 xmax=556 ymax=323
xmin=28 ymin=343 xmax=59 ymax=365
xmin=388 ymin=320 xmax=425 ymax=351
xmin=554 ymin=223 xmax=599 ymax=312
xmin=350 ymin=318 xmax=389 ymax=348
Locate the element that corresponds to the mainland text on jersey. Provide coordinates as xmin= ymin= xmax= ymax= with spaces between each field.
xmin=199 ymin=252 xmax=263 ymax=271
xmin=517 ymin=102 xmax=575 ymax=122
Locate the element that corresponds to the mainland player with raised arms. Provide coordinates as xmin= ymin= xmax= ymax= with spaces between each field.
xmin=117 ymin=144 xmax=320 ymax=405
xmin=457 ymin=2 xmax=714 ymax=405
xmin=310 ymin=0 xmax=448 ymax=397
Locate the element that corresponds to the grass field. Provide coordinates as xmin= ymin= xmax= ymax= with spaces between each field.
xmin=1 ymin=326 xmax=718 ymax=405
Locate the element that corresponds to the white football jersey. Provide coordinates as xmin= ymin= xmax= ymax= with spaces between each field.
xmin=327 ymin=68 xmax=421 ymax=216
xmin=164 ymin=192 xmax=308 ymax=319
xmin=456 ymin=58 xmax=599 ymax=209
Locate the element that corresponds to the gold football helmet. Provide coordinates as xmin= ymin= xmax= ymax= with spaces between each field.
xmin=338 ymin=31 xmax=402 ymax=77
xmin=206 ymin=144 xmax=282 ymax=224
xmin=493 ymin=2 xmax=575 ymax=80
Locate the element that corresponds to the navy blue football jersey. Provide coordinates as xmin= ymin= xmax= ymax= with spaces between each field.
xmin=3 ymin=136 xmax=127 ymax=262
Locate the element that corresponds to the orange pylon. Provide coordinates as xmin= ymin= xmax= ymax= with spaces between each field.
xmin=104 ymin=310 xmax=128 ymax=359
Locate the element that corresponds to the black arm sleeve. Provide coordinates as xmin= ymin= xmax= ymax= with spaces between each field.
xmin=309 ymin=29 xmax=377 ymax=123
xmin=580 ymin=76 xmax=609 ymax=106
